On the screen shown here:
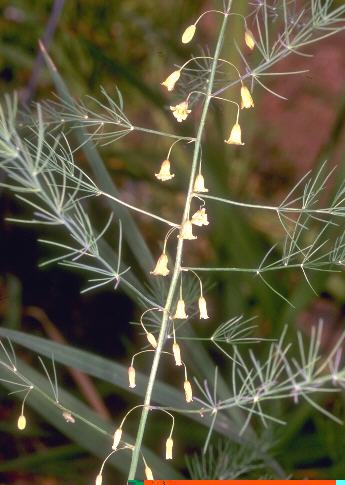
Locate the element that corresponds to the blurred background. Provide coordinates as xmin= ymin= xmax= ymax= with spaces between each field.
xmin=0 ymin=0 xmax=345 ymax=483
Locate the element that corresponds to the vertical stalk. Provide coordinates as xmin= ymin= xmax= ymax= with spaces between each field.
xmin=128 ymin=4 xmax=231 ymax=479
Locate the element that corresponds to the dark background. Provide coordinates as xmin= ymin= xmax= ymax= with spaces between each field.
xmin=0 ymin=0 xmax=345 ymax=483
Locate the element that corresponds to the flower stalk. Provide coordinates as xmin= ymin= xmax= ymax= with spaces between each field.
xmin=127 ymin=5 xmax=232 ymax=479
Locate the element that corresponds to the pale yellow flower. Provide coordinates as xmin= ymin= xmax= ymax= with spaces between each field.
xmin=170 ymin=101 xmax=191 ymax=122
xmin=112 ymin=427 xmax=122 ymax=450
xmin=224 ymin=122 xmax=244 ymax=145
xmin=17 ymin=414 xmax=26 ymax=431
xmin=198 ymin=296 xmax=209 ymax=319
xmin=182 ymin=24 xmax=196 ymax=44
xmin=145 ymin=465 xmax=154 ymax=480
xmin=147 ymin=332 xmax=158 ymax=349
xmin=63 ymin=411 xmax=75 ymax=423
xmin=172 ymin=342 xmax=182 ymax=366
xmin=191 ymin=207 xmax=209 ymax=226
xmin=128 ymin=366 xmax=136 ymax=388
xmin=245 ymin=29 xmax=255 ymax=50
xmin=178 ymin=220 xmax=197 ymax=240
xmin=173 ymin=298 xmax=188 ymax=319
xmin=241 ymin=86 xmax=254 ymax=109
xmin=166 ymin=437 xmax=174 ymax=459
xmin=184 ymin=379 xmax=193 ymax=402
xmin=150 ymin=253 xmax=170 ymax=276
xmin=193 ymin=173 xmax=208 ymax=193
xmin=155 ymin=159 xmax=175 ymax=181
xmin=161 ymin=70 xmax=181 ymax=91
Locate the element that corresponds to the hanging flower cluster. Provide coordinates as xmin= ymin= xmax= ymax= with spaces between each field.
xmin=92 ymin=9 xmax=258 ymax=483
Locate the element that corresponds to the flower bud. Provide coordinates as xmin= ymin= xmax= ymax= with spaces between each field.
xmin=173 ymin=299 xmax=188 ymax=319
xmin=147 ymin=332 xmax=158 ymax=349
xmin=224 ymin=123 xmax=244 ymax=146
xmin=145 ymin=465 xmax=154 ymax=480
xmin=161 ymin=70 xmax=181 ymax=91
xmin=178 ymin=220 xmax=197 ymax=240
xmin=17 ymin=414 xmax=26 ymax=431
xmin=182 ymin=24 xmax=196 ymax=44
xmin=241 ymin=86 xmax=254 ymax=109
xmin=184 ymin=379 xmax=193 ymax=402
xmin=172 ymin=342 xmax=182 ymax=366
xmin=128 ymin=366 xmax=136 ymax=388
xmin=155 ymin=159 xmax=175 ymax=181
xmin=112 ymin=427 xmax=122 ymax=450
xmin=166 ymin=437 xmax=174 ymax=459
xmin=151 ymin=253 xmax=170 ymax=276
xmin=193 ymin=173 xmax=208 ymax=193
xmin=95 ymin=474 xmax=102 ymax=485
xmin=198 ymin=296 xmax=209 ymax=319
xmin=245 ymin=29 xmax=255 ymax=50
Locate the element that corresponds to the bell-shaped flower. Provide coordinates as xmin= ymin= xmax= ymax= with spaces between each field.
xmin=184 ymin=379 xmax=193 ymax=402
xmin=172 ymin=342 xmax=182 ymax=366
xmin=182 ymin=24 xmax=196 ymax=44
xmin=95 ymin=475 xmax=102 ymax=485
xmin=17 ymin=414 xmax=26 ymax=431
xmin=112 ymin=427 xmax=122 ymax=450
xmin=145 ymin=465 xmax=154 ymax=480
xmin=155 ymin=159 xmax=175 ymax=181
xmin=146 ymin=332 xmax=158 ymax=349
xmin=166 ymin=437 xmax=174 ymax=459
xmin=193 ymin=173 xmax=208 ymax=193
xmin=173 ymin=298 xmax=188 ymax=319
xmin=161 ymin=70 xmax=181 ymax=91
xmin=224 ymin=122 xmax=244 ymax=145
xmin=151 ymin=253 xmax=170 ymax=276
xmin=170 ymin=101 xmax=191 ymax=122
xmin=198 ymin=296 xmax=209 ymax=319
xmin=128 ymin=366 xmax=136 ymax=388
xmin=241 ymin=86 xmax=254 ymax=109
xmin=178 ymin=220 xmax=197 ymax=240
xmin=191 ymin=207 xmax=209 ymax=226
xmin=245 ymin=29 xmax=255 ymax=50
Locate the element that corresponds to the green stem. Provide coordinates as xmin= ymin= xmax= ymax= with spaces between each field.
xmin=127 ymin=6 xmax=231 ymax=480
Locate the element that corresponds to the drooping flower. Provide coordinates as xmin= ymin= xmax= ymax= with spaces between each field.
xmin=112 ymin=427 xmax=122 ymax=450
xmin=173 ymin=299 xmax=188 ymax=319
xmin=63 ymin=411 xmax=75 ymax=423
xmin=184 ymin=379 xmax=193 ymax=402
xmin=155 ymin=159 xmax=175 ymax=181
xmin=170 ymin=101 xmax=191 ymax=122
xmin=191 ymin=207 xmax=209 ymax=226
xmin=147 ymin=332 xmax=158 ymax=349
xmin=198 ymin=296 xmax=209 ymax=319
xmin=17 ymin=414 xmax=26 ymax=431
xmin=95 ymin=475 xmax=103 ymax=485
xmin=241 ymin=86 xmax=254 ymax=109
xmin=161 ymin=70 xmax=181 ymax=91
xmin=178 ymin=220 xmax=197 ymax=240
xmin=245 ymin=29 xmax=255 ymax=50
xmin=224 ymin=122 xmax=244 ymax=145
xmin=128 ymin=366 xmax=136 ymax=388
xmin=166 ymin=437 xmax=174 ymax=459
xmin=145 ymin=465 xmax=154 ymax=480
xmin=182 ymin=24 xmax=196 ymax=44
xmin=150 ymin=253 xmax=170 ymax=276
xmin=172 ymin=342 xmax=182 ymax=366
xmin=193 ymin=173 xmax=208 ymax=193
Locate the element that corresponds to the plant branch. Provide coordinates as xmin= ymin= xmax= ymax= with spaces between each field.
xmin=127 ymin=6 xmax=232 ymax=480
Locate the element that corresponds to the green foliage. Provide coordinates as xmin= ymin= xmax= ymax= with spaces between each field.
xmin=0 ymin=0 xmax=345 ymax=482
